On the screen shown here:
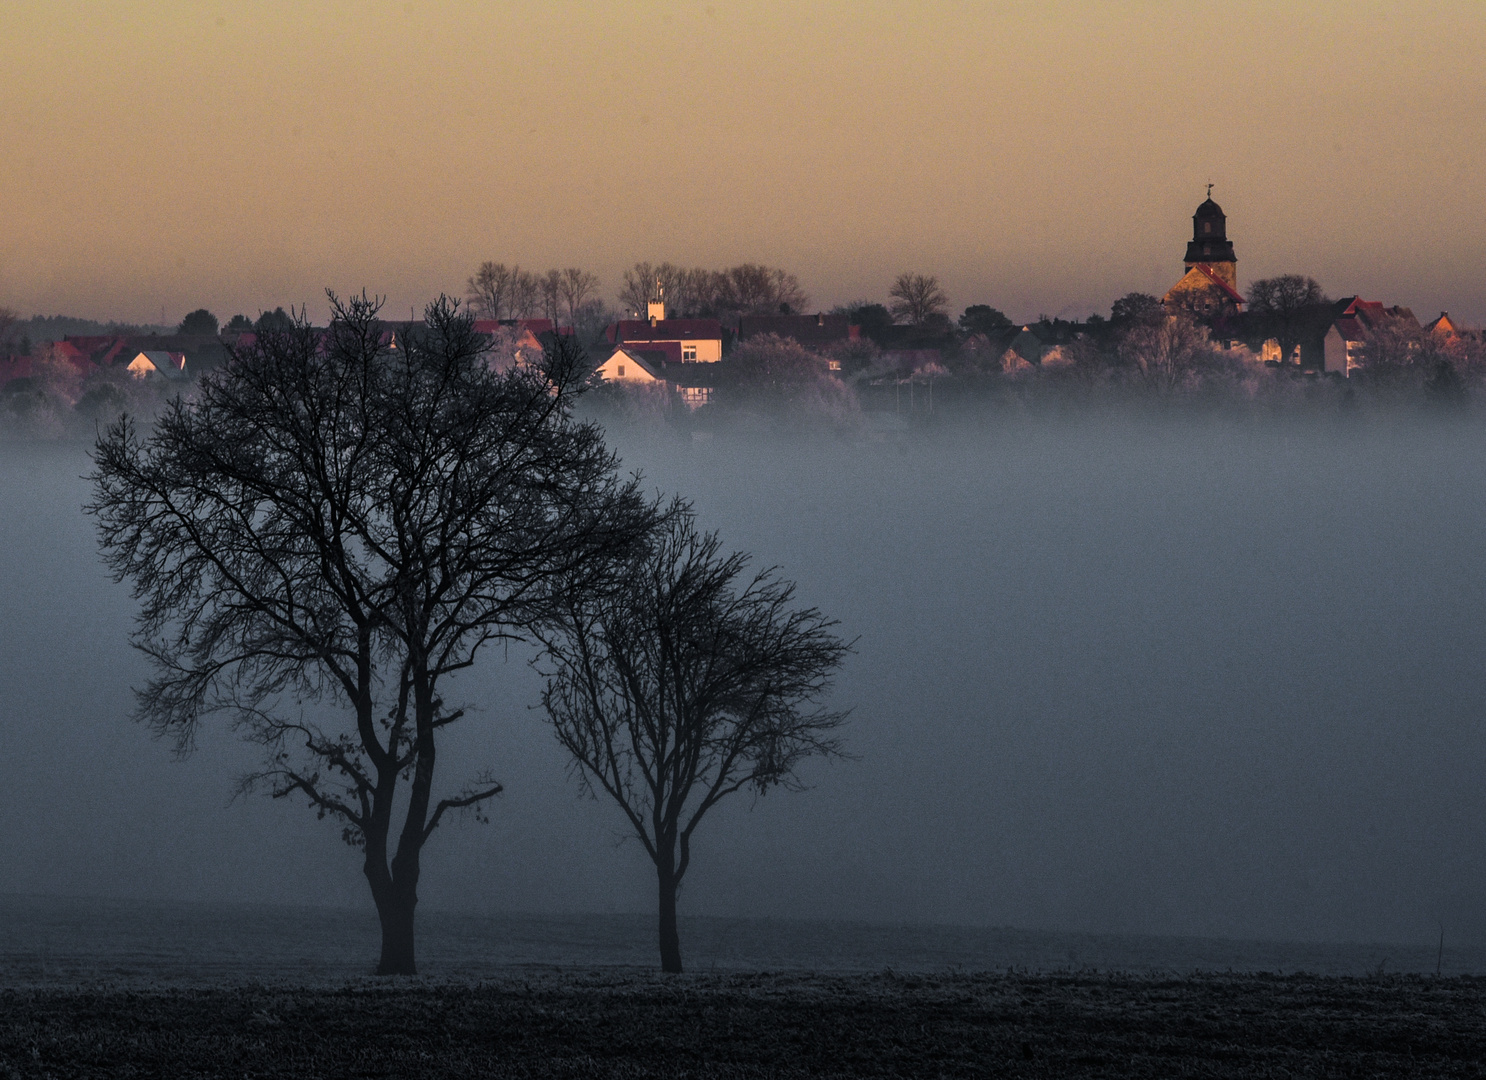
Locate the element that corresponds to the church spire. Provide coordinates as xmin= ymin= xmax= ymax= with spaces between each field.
xmin=1184 ymin=188 xmax=1237 ymax=289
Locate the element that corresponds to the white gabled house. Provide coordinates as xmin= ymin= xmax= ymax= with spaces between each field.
xmin=595 ymin=347 xmax=667 ymax=385
xmin=126 ymin=350 xmax=188 ymax=380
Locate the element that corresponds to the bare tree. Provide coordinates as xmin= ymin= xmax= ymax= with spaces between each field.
xmin=619 ymin=262 xmax=685 ymax=316
xmin=90 ymin=294 xmax=657 ymax=975
xmin=539 ymin=269 xmax=564 ymax=325
xmin=888 ymin=273 xmax=948 ymax=325
xmin=509 ymin=269 xmax=540 ymax=319
xmin=536 ymin=510 xmax=850 ymax=973
xmin=467 ymin=262 xmax=515 ymax=320
xmin=1118 ymin=314 xmax=1216 ymax=392
xmin=1246 ymin=274 xmax=1329 ymax=365
xmin=558 ymin=269 xmax=600 ymax=327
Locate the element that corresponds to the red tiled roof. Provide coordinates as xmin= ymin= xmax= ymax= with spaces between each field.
xmin=607 ymin=319 xmax=722 ymax=345
xmin=1191 ymin=264 xmax=1245 ymax=306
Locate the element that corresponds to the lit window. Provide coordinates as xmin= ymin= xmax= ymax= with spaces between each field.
xmin=682 ymin=344 xmax=697 ymax=362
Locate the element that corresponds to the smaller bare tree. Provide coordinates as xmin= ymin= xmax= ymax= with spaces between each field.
xmin=558 ymin=269 xmax=600 ymax=327
xmin=889 ymin=273 xmax=948 ymax=325
xmin=536 ymin=509 xmax=850 ymax=974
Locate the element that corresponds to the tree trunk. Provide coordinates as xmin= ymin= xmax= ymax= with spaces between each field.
xmin=657 ymin=861 xmax=682 ymax=974
xmin=374 ymin=885 xmax=418 ymax=976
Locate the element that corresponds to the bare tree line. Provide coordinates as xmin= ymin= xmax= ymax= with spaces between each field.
xmin=615 ymin=263 xmax=809 ymax=319
xmin=466 ymin=264 xmax=602 ymax=327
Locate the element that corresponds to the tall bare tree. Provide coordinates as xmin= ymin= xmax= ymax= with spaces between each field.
xmin=536 ymin=510 xmax=850 ymax=974
xmin=467 ymin=262 xmax=515 ymax=320
xmin=888 ymin=273 xmax=948 ymax=326
xmin=90 ymin=293 xmax=657 ymax=975
xmin=509 ymin=268 xmax=540 ymax=319
xmin=558 ymin=269 xmax=600 ymax=327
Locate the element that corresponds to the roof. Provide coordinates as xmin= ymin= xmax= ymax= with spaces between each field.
xmin=1425 ymin=312 xmax=1459 ymax=336
xmin=737 ymin=314 xmax=856 ymax=346
xmin=1329 ymin=297 xmax=1420 ymax=343
xmin=1194 ymin=198 xmax=1225 ymax=218
xmin=606 ymin=318 xmax=723 ymax=345
xmin=604 ymin=347 xmax=667 ymax=380
xmin=1190 ymin=264 xmax=1245 ymax=306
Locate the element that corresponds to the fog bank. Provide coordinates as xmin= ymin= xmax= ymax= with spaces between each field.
xmin=4 ymin=414 xmax=1486 ymax=951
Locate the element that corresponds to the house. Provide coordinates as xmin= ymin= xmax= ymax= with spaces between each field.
xmin=1322 ymin=298 xmax=1419 ymax=377
xmin=605 ymin=302 xmax=722 ymax=364
xmin=125 ymin=350 xmax=188 ymax=380
xmin=594 ymin=347 xmax=667 ymax=386
xmin=594 ymin=346 xmax=717 ymax=410
xmin=1426 ymin=312 xmax=1461 ymax=339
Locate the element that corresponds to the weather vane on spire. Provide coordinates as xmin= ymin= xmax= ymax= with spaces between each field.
xmin=1207 ymin=181 xmax=1214 ymax=199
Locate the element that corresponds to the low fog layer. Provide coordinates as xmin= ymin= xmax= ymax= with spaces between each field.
xmin=4 ymin=414 xmax=1486 ymax=949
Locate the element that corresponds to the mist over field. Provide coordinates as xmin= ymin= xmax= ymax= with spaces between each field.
xmin=4 ymin=411 xmax=1486 ymax=954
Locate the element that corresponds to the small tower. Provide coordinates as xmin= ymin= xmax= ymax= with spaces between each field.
xmin=1184 ymin=185 xmax=1237 ymax=290
xmin=647 ymin=280 xmax=666 ymax=324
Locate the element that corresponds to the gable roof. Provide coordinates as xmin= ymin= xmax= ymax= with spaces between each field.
xmin=600 ymin=347 xmax=667 ymax=380
xmin=1425 ymin=312 xmax=1459 ymax=336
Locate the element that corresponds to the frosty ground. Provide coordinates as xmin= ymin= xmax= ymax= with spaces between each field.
xmin=3 ymin=969 xmax=1484 ymax=1078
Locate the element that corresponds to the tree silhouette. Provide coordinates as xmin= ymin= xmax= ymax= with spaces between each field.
xmin=177 ymin=308 xmax=219 ymax=336
xmin=888 ymin=273 xmax=947 ymax=325
xmin=90 ymin=293 xmax=657 ymax=975
xmin=536 ymin=510 xmax=850 ymax=973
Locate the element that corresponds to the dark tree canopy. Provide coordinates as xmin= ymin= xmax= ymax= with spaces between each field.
xmin=1246 ymin=274 xmax=1328 ymax=316
xmin=90 ymin=293 xmax=657 ymax=975
xmin=831 ymin=302 xmax=894 ymax=335
xmin=1110 ymin=292 xmax=1165 ymax=327
xmin=1245 ymin=275 xmax=1331 ymax=366
xmin=177 ymin=308 xmax=219 ymax=336
xmin=254 ymin=307 xmax=294 ymax=332
xmin=958 ymin=305 xmax=1012 ymax=336
xmin=536 ymin=509 xmax=850 ymax=972
xmin=223 ymin=314 xmax=253 ymax=333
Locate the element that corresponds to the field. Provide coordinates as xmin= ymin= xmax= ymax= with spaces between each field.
xmin=3 ymin=970 xmax=1485 ymax=1078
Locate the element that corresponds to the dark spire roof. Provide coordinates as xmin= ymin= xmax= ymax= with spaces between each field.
xmin=1185 ymin=192 xmax=1235 ymax=266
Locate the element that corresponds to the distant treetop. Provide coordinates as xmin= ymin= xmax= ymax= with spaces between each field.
xmin=178 ymin=309 xmax=219 ymax=336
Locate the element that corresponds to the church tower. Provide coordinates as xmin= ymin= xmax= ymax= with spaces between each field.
xmin=1183 ymin=187 xmax=1237 ymax=290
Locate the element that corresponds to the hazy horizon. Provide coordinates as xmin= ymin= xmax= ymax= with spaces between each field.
xmin=2 ymin=3 xmax=1483 ymax=327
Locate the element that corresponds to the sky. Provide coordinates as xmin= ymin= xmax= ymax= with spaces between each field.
xmin=1 ymin=1 xmax=1483 ymax=325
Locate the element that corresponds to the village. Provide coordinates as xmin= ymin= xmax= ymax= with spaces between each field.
xmin=0 ymin=191 xmax=1478 ymax=427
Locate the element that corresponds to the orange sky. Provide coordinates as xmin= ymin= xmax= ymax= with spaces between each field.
xmin=2 ymin=1 xmax=1482 ymax=325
